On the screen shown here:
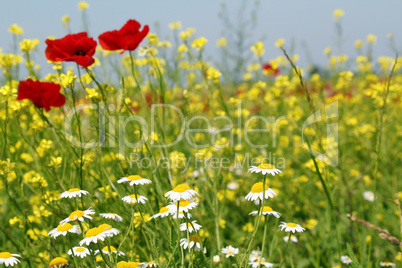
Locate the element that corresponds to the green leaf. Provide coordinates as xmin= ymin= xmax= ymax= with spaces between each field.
xmin=347 ymin=243 xmax=362 ymax=268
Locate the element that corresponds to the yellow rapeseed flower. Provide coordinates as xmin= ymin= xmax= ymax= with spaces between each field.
xmin=216 ymin=37 xmax=227 ymax=47
xmin=251 ymin=41 xmax=265 ymax=57
xmin=191 ymin=37 xmax=208 ymax=50
xmin=169 ymin=21 xmax=182 ymax=30
xmin=20 ymin=39 xmax=40 ymax=52
xmin=333 ymin=9 xmax=345 ymax=22
xmin=275 ymin=38 xmax=285 ymax=48
xmin=9 ymin=24 xmax=23 ymax=35
xmin=78 ymin=1 xmax=89 ymax=11
xmin=61 ymin=15 xmax=70 ymax=28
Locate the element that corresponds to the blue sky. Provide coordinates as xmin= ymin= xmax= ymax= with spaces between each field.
xmin=1 ymin=0 xmax=401 ymax=68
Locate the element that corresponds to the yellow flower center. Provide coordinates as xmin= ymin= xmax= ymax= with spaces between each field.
xmin=127 ymin=175 xmax=142 ymax=181
xmin=190 ymin=234 xmax=201 ymax=243
xmin=69 ymin=210 xmax=85 ymax=220
xmin=187 ymin=223 xmax=193 ymax=227
xmin=49 ymin=257 xmax=68 ymax=267
xmin=0 ymin=252 xmax=12 ymax=258
xmin=56 ymin=223 xmax=73 ymax=232
xmin=250 ymin=182 xmax=269 ymax=193
xmin=159 ymin=207 xmax=169 ymax=213
xmin=117 ymin=261 xmax=140 ymax=268
xmin=228 ymin=250 xmax=233 ymax=254
xmin=98 ymin=224 xmax=112 ymax=232
xmin=173 ymin=184 xmax=191 ymax=193
xmin=286 ymin=223 xmax=298 ymax=227
xmin=67 ymin=188 xmax=80 ymax=193
xmin=258 ymin=163 xmax=275 ymax=169
xmin=107 ymin=213 xmax=116 ymax=215
xmin=102 ymin=246 xmax=117 ymax=251
xmin=129 ymin=194 xmax=140 ymax=199
xmin=85 ymin=227 xmax=104 ymax=238
xmin=75 ymin=248 xmax=86 ymax=253
xmin=177 ymin=200 xmax=190 ymax=207
xmin=262 ymin=206 xmax=273 ymax=212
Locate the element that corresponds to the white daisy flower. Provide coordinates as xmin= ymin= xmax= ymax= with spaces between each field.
xmin=79 ymin=224 xmax=120 ymax=246
xmin=171 ymin=212 xmax=192 ymax=219
xmin=60 ymin=188 xmax=89 ymax=199
xmin=180 ymin=220 xmax=202 ymax=233
xmin=245 ymin=182 xmax=277 ymax=201
xmin=100 ymin=213 xmax=123 ymax=222
xmin=341 ymin=255 xmax=352 ymax=264
xmin=180 ymin=235 xmax=204 ymax=252
xmin=221 ymin=245 xmax=239 ymax=258
xmin=117 ymin=175 xmax=152 ymax=186
xmin=48 ymin=223 xmax=81 ymax=238
xmin=0 ymin=252 xmax=21 ymax=267
xmin=363 ymin=191 xmax=375 ymax=202
xmin=152 ymin=206 xmax=171 ymax=219
xmin=227 ymin=181 xmax=239 ymax=190
xmin=380 ymin=262 xmax=396 ymax=267
xmin=141 ymin=261 xmax=157 ymax=267
xmin=249 ymin=206 xmax=281 ymax=218
xmin=60 ymin=208 xmax=95 ymax=224
xmin=279 ymin=222 xmax=305 ymax=233
xmin=167 ymin=200 xmax=198 ymax=213
xmin=248 ymin=258 xmax=274 ymax=268
xmin=49 ymin=257 xmax=68 ymax=268
xmin=68 ymin=247 xmax=91 ymax=258
xmin=283 ymin=235 xmax=298 ymax=243
xmin=248 ymin=163 xmax=282 ymax=176
xmin=213 ymin=255 xmax=221 ymax=264
xmin=165 ymin=184 xmax=198 ymax=201
xmin=249 ymin=250 xmax=261 ymax=261
xmin=94 ymin=246 xmax=125 ymax=256
xmin=122 ymin=194 xmax=148 ymax=205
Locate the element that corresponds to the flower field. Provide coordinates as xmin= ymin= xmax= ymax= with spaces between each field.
xmin=0 ymin=3 xmax=401 ymax=268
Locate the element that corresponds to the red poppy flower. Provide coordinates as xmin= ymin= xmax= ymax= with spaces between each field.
xmin=17 ymin=79 xmax=66 ymax=112
xmin=262 ymin=63 xmax=280 ymax=77
xmin=45 ymin=32 xmax=97 ymax=68
xmin=99 ymin=19 xmax=149 ymax=53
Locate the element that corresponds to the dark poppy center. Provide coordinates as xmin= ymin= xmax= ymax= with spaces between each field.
xmin=75 ymin=49 xmax=86 ymax=56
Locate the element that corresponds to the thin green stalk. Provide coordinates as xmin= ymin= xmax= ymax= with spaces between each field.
xmin=259 ymin=215 xmax=269 ymax=268
xmin=279 ymin=232 xmax=292 ymax=268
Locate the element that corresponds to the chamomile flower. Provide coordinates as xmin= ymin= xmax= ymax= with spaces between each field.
xmin=68 ymin=247 xmax=91 ymax=258
xmin=248 ymin=163 xmax=282 ymax=176
xmin=380 ymin=262 xmax=396 ymax=267
xmin=245 ymin=182 xmax=277 ymax=201
xmin=363 ymin=191 xmax=375 ymax=202
xmin=60 ymin=188 xmax=89 ymax=198
xmin=60 ymin=208 xmax=95 ymax=224
xmin=248 ymin=258 xmax=274 ymax=268
xmin=283 ymin=235 xmax=298 ymax=243
xmin=142 ymin=261 xmax=157 ymax=267
xmin=249 ymin=250 xmax=261 ymax=261
xmin=341 ymin=255 xmax=352 ymax=264
xmin=152 ymin=206 xmax=171 ymax=219
xmin=249 ymin=206 xmax=281 ymax=218
xmin=100 ymin=213 xmax=123 ymax=222
xmin=165 ymin=184 xmax=198 ymax=201
xmin=49 ymin=257 xmax=68 ymax=268
xmin=117 ymin=175 xmax=152 ymax=186
xmin=171 ymin=212 xmax=192 ymax=219
xmin=180 ymin=220 xmax=202 ymax=233
xmin=94 ymin=246 xmax=125 ymax=256
xmin=167 ymin=200 xmax=198 ymax=213
xmin=227 ymin=181 xmax=239 ymax=190
xmin=122 ymin=194 xmax=148 ymax=205
xmin=180 ymin=235 xmax=204 ymax=252
xmin=48 ymin=223 xmax=81 ymax=238
xmin=279 ymin=222 xmax=305 ymax=233
xmin=79 ymin=224 xmax=120 ymax=246
xmin=0 ymin=252 xmax=21 ymax=267
xmin=221 ymin=245 xmax=239 ymax=258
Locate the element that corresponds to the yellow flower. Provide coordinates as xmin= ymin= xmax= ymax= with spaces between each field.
xmin=275 ymin=38 xmax=285 ymax=48
xmin=61 ymin=15 xmax=70 ymax=28
xmin=191 ymin=37 xmax=208 ymax=50
xmin=206 ymin=67 xmax=222 ymax=83
xmin=20 ymin=39 xmax=40 ymax=52
xmin=367 ymin=34 xmax=377 ymax=44
xmin=304 ymin=219 xmax=318 ymax=230
xmin=48 ymin=157 xmax=62 ymax=168
xmin=216 ymin=37 xmax=227 ymax=47
xmin=169 ymin=21 xmax=182 ymax=30
xmin=78 ymin=1 xmax=89 ymax=11
xmin=251 ymin=41 xmax=265 ymax=57
xmin=60 ymin=70 xmax=77 ymax=88
xmin=180 ymin=28 xmax=195 ymax=40
xmin=324 ymin=46 xmax=331 ymax=55
xmin=333 ymin=9 xmax=345 ymax=22
xmin=9 ymin=24 xmax=23 ymax=35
